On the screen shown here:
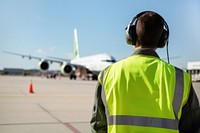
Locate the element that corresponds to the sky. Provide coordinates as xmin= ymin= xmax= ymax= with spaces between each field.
xmin=0 ymin=0 xmax=200 ymax=70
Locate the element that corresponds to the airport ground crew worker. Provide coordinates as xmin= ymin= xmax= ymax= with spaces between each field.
xmin=90 ymin=11 xmax=200 ymax=133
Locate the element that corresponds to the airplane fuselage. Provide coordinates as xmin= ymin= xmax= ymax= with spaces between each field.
xmin=71 ymin=53 xmax=116 ymax=72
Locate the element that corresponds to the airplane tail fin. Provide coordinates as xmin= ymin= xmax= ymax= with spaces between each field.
xmin=73 ymin=28 xmax=80 ymax=59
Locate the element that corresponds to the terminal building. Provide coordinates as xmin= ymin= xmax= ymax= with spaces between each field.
xmin=0 ymin=68 xmax=41 ymax=76
xmin=186 ymin=61 xmax=200 ymax=82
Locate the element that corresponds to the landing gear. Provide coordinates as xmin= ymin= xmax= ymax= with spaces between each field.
xmin=70 ymin=74 xmax=77 ymax=80
xmin=92 ymin=75 xmax=98 ymax=80
xmin=69 ymin=67 xmax=98 ymax=81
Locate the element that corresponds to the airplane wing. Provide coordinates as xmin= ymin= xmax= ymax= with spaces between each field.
xmin=3 ymin=51 xmax=64 ymax=64
xmin=3 ymin=51 xmax=41 ymax=60
xmin=162 ymin=56 xmax=181 ymax=60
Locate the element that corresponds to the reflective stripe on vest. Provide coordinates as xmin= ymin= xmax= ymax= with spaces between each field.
xmin=108 ymin=115 xmax=178 ymax=130
xmin=173 ymin=67 xmax=184 ymax=120
xmin=100 ymin=67 xmax=184 ymax=130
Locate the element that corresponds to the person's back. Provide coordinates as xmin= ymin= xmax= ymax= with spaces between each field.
xmin=90 ymin=11 xmax=200 ymax=133
xmin=102 ymin=51 xmax=191 ymax=132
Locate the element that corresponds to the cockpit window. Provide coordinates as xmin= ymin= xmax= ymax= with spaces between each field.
xmin=101 ymin=59 xmax=116 ymax=63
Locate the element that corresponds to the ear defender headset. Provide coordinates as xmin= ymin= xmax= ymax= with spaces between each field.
xmin=125 ymin=11 xmax=169 ymax=48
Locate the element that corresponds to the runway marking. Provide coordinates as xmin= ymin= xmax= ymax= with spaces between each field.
xmin=37 ymin=103 xmax=82 ymax=133
xmin=64 ymin=122 xmax=81 ymax=133
xmin=37 ymin=103 xmax=62 ymax=123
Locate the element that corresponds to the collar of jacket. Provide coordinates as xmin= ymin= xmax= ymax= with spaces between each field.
xmin=133 ymin=48 xmax=160 ymax=58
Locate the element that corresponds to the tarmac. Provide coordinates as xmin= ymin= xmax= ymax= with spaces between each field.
xmin=0 ymin=76 xmax=96 ymax=133
xmin=0 ymin=75 xmax=199 ymax=133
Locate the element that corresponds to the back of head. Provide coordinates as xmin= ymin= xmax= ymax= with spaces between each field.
xmin=136 ymin=12 xmax=164 ymax=48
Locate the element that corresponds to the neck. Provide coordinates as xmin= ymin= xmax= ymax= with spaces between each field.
xmin=134 ymin=46 xmax=157 ymax=51
xmin=133 ymin=48 xmax=160 ymax=58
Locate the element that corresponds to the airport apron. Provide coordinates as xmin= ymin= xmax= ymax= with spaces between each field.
xmin=99 ymin=55 xmax=191 ymax=133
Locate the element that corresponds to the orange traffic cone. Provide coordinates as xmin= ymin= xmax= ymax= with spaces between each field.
xmin=57 ymin=74 xmax=61 ymax=80
xmin=29 ymin=80 xmax=34 ymax=93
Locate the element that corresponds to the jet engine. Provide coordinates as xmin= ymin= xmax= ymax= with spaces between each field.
xmin=61 ymin=64 xmax=76 ymax=75
xmin=38 ymin=60 xmax=49 ymax=72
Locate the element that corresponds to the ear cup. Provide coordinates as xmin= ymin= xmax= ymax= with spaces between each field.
xmin=125 ymin=12 xmax=146 ymax=46
xmin=157 ymin=29 xmax=168 ymax=48
xmin=125 ymin=24 xmax=136 ymax=45
xmin=129 ymin=25 xmax=136 ymax=45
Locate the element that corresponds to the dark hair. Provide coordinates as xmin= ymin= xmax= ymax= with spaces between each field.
xmin=136 ymin=12 xmax=164 ymax=48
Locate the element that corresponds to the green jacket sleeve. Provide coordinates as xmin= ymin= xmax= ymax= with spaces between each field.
xmin=90 ymin=82 xmax=107 ymax=133
xmin=179 ymin=84 xmax=200 ymax=133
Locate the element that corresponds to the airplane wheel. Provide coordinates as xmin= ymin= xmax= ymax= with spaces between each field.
xmin=70 ymin=75 xmax=76 ymax=80
xmin=92 ymin=75 xmax=97 ymax=80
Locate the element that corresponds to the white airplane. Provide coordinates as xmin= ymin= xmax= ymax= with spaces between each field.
xmin=3 ymin=28 xmax=116 ymax=80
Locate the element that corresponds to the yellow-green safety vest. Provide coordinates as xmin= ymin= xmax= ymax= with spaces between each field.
xmin=98 ymin=55 xmax=191 ymax=133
